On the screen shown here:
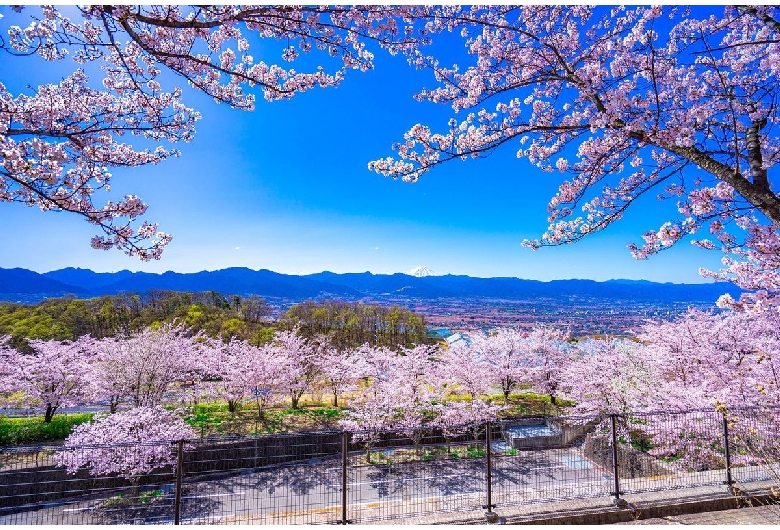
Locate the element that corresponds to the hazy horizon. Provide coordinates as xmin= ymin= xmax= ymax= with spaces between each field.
xmin=14 ymin=265 xmax=722 ymax=285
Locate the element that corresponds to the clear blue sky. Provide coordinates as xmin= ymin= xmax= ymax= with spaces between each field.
xmin=0 ymin=6 xmax=727 ymax=283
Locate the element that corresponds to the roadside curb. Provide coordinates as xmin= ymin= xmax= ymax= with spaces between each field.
xmin=368 ymin=486 xmax=779 ymax=525
xmin=506 ymin=491 xmax=777 ymax=525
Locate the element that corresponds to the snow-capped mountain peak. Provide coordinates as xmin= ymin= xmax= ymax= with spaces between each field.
xmin=409 ymin=266 xmax=436 ymax=277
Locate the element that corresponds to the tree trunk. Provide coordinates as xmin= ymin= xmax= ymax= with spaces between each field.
xmin=291 ymin=389 xmax=305 ymax=409
xmin=44 ymin=404 xmax=56 ymax=423
xmin=130 ymin=476 xmax=141 ymax=503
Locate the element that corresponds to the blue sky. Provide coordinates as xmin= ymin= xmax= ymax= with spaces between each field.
xmin=0 ymin=6 xmax=728 ymax=283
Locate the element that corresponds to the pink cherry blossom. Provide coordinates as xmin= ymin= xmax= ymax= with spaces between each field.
xmin=84 ymin=322 xmax=209 ymax=409
xmin=55 ymin=406 xmax=195 ymax=479
xmin=0 ymin=5 xmax=428 ymax=258
xmin=0 ymin=336 xmax=92 ymax=422
xmin=368 ymin=6 xmax=780 ymax=306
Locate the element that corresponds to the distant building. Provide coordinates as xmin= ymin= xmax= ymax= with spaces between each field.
xmin=446 ymin=332 xmax=472 ymax=348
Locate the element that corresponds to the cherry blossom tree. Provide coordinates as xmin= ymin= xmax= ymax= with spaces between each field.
xmin=560 ymin=338 xmax=656 ymax=416
xmin=470 ymin=328 xmax=529 ymax=403
xmin=554 ymin=311 xmax=780 ymax=472
xmin=390 ymin=345 xmax=440 ymax=439
xmin=315 ymin=343 xmax=368 ymax=407
xmin=434 ymin=339 xmax=493 ymax=402
xmin=637 ymin=310 xmax=780 ymax=471
xmin=339 ymin=388 xmax=403 ymax=463
xmin=639 ymin=309 xmax=780 ymax=411
xmin=205 ymin=337 xmax=260 ymax=413
xmin=431 ymin=399 xmax=501 ymax=449
xmin=0 ymin=336 xmax=91 ymax=422
xmin=0 ymin=5 xmax=430 ymax=259
xmin=84 ymin=322 xmax=207 ymax=409
xmin=271 ymin=328 xmax=319 ymax=409
xmin=369 ymin=6 xmax=780 ymax=307
xmin=340 ymin=344 xmax=440 ymax=458
xmin=359 ymin=344 xmax=397 ymax=390
xmin=215 ymin=339 xmax=285 ymax=419
xmin=431 ymin=338 xmax=500 ymax=441
xmin=55 ymin=406 xmax=195 ymax=480
xmin=524 ymin=326 xmax=574 ymax=406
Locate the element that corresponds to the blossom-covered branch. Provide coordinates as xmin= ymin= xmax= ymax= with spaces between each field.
xmin=369 ymin=6 xmax=780 ymax=307
xmin=0 ymin=5 xmax=427 ymax=258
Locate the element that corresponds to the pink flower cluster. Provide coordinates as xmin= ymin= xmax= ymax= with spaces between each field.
xmin=366 ymin=6 xmax=780 ymax=302
xmin=0 ymin=5 xmax=430 ymax=258
xmin=54 ymin=406 xmax=195 ymax=478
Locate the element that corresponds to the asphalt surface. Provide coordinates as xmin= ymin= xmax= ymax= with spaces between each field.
xmin=1 ymin=445 xmax=777 ymax=525
xmin=0 ymin=447 xmax=611 ymax=524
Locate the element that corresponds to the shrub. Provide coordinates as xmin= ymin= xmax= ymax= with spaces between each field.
xmin=0 ymin=413 xmax=94 ymax=445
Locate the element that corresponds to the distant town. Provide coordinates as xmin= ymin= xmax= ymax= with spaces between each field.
xmin=259 ymin=294 xmax=715 ymax=338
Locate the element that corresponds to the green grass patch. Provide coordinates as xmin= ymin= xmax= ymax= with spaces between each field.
xmin=0 ymin=413 xmax=94 ymax=445
xmin=309 ymin=407 xmax=340 ymax=420
xmin=182 ymin=404 xmax=344 ymax=437
xmin=364 ymin=444 xmax=491 ymax=465
xmin=190 ymin=402 xmax=238 ymax=414
xmin=508 ymin=392 xmax=575 ymax=407
xmin=102 ymin=494 xmax=127 ymax=508
xmin=486 ymin=391 xmax=574 ymax=419
xmin=185 ymin=409 xmax=224 ymax=436
xmin=139 ymin=489 xmax=164 ymax=504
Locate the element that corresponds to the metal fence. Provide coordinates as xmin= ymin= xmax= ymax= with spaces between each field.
xmin=0 ymin=406 xmax=778 ymax=525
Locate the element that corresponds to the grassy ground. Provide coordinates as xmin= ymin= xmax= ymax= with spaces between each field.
xmin=0 ymin=392 xmax=568 ymax=445
xmin=183 ymin=403 xmax=343 ymax=437
xmin=0 ymin=413 xmax=94 ymax=445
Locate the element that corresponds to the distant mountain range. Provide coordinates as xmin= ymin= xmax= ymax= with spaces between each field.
xmin=0 ymin=267 xmax=744 ymax=306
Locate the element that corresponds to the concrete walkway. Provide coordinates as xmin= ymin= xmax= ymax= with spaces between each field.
xmin=615 ymin=504 xmax=780 ymax=525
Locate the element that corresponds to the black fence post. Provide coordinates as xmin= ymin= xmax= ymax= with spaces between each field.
xmin=174 ymin=439 xmax=184 ymax=525
xmin=610 ymin=414 xmax=621 ymax=502
xmin=721 ymin=412 xmax=734 ymax=491
xmin=483 ymin=422 xmax=495 ymax=514
xmin=340 ymin=431 xmax=350 ymax=524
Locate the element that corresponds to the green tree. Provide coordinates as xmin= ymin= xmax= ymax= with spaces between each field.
xmin=281 ymin=300 xmax=430 ymax=350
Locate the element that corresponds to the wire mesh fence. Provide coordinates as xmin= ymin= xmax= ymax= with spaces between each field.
xmin=0 ymin=441 xmax=178 ymax=525
xmin=613 ymin=409 xmax=728 ymax=495
xmin=345 ymin=427 xmax=489 ymax=522
xmin=728 ymin=408 xmax=780 ymax=486
xmin=0 ymin=406 xmax=777 ymax=525
xmin=492 ymin=415 xmax=615 ymax=506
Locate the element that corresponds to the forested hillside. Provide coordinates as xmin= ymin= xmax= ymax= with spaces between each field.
xmin=280 ymin=300 xmax=430 ymax=350
xmin=0 ymin=291 xmax=273 ymax=351
xmin=0 ymin=294 xmax=431 ymax=352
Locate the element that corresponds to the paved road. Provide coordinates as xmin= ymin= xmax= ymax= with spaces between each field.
xmin=0 ymin=446 xmax=613 ymax=524
xmin=4 ymin=443 xmax=773 ymax=525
